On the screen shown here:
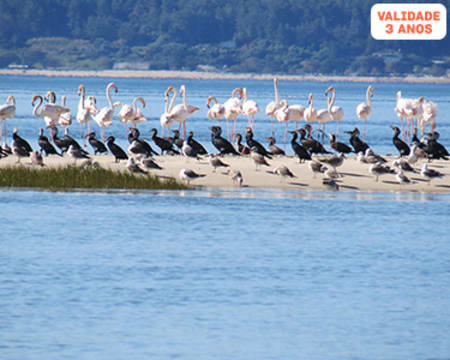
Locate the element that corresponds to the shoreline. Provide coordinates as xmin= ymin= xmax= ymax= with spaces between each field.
xmin=1 ymin=154 xmax=449 ymax=194
xmin=1 ymin=69 xmax=450 ymax=84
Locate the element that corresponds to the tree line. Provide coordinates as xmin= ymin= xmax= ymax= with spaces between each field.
xmin=0 ymin=0 xmax=448 ymax=75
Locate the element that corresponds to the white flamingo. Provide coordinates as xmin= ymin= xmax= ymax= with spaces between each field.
xmin=356 ymin=85 xmax=374 ymax=139
xmin=265 ymin=77 xmax=281 ymax=135
xmin=58 ymin=95 xmax=73 ymax=128
xmin=0 ymin=95 xmax=16 ymax=147
xmin=206 ymin=96 xmax=225 ymax=126
xmin=304 ymin=93 xmax=318 ymax=128
xmin=118 ymin=97 xmax=146 ymax=135
xmin=76 ymin=85 xmax=98 ymax=142
xmin=223 ymin=87 xmax=243 ymax=140
xmin=166 ymin=84 xmax=200 ymax=139
xmin=315 ymin=94 xmax=331 ymax=136
xmin=275 ymin=99 xmax=305 ymax=145
xmin=129 ymin=97 xmax=147 ymax=128
xmin=32 ymin=94 xmax=70 ymax=129
xmin=325 ymin=86 xmax=345 ymax=137
xmin=242 ymin=87 xmax=259 ymax=131
xmin=395 ymin=91 xmax=423 ymax=141
xmin=160 ymin=86 xmax=177 ymax=138
xmin=92 ymin=82 xmax=119 ymax=141
xmin=418 ymin=98 xmax=437 ymax=134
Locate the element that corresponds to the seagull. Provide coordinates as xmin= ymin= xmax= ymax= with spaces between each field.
xmin=392 ymin=159 xmax=416 ymax=173
xmin=322 ymin=178 xmax=339 ymax=191
xmin=30 ymin=150 xmax=45 ymax=166
xmin=127 ymin=157 xmax=148 ymax=174
xmin=68 ymin=145 xmax=90 ymax=164
xmin=307 ymin=160 xmax=327 ymax=178
xmin=208 ymin=154 xmax=230 ymax=172
xmin=179 ymin=168 xmax=206 ymax=184
xmin=271 ymin=165 xmax=296 ymax=181
xmin=250 ymin=146 xmax=270 ymax=171
xmin=227 ymin=169 xmax=243 ymax=187
xmin=395 ymin=168 xmax=411 ymax=186
xmin=369 ymin=162 xmax=395 ymax=182
xmin=318 ymin=153 xmax=345 ymax=172
xmin=139 ymin=155 xmax=163 ymax=170
xmin=421 ymin=163 xmax=443 ymax=184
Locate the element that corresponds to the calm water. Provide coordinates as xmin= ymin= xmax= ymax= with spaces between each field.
xmin=1 ymin=76 xmax=450 ymax=359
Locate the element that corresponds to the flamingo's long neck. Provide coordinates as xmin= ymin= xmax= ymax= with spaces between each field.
xmin=33 ymin=96 xmax=43 ymax=118
xmin=168 ymin=89 xmax=177 ymax=112
xmin=366 ymin=88 xmax=372 ymax=110
xmin=274 ymin=79 xmax=279 ymax=105
xmin=106 ymin=84 xmax=114 ymax=109
xmin=309 ymin=94 xmax=314 ymax=112
xmin=327 ymin=91 xmax=336 ymax=112
xmin=243 ymin=88 xmax=248 ymax=102
xmin=181 ymin=87 xmax=187 ymax=108
xmin=79 ymin=87 xmax=86 ymax=109
xmin=62 ymin=96 xmax=67 ymax=107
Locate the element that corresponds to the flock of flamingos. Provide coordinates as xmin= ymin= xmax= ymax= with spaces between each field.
xmin=0 ymin=77 xmax=440 ymax=152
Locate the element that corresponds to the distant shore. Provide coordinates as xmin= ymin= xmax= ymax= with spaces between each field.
xmin=1 ymin=69 xmax=449 ymax=84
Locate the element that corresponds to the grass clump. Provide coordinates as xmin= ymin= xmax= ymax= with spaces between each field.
xmin=0 ymin=166 xmax=189 ymax=191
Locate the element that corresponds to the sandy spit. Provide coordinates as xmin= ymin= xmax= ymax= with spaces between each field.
xmin=1 ymin=69 xmax=449 ymax=84
xmin=1 ymin=153 xmax=449 ymax=194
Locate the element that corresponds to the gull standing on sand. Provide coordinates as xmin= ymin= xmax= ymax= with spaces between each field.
xmin=68 ymin=145 xmax=90 ymax=164
xmin=421 ymin=163 xmax=443 ymax=184
xmin=308 ymin=160 xmax=327 ymax=178
xmin=227 ymin=169 xmax=243 ymax=187
xmin=250 ymin=146 xmax=270 ymax=171
xmin=208 ymin=154 xmax=230 ymax=172
xmin=272 ymin=165 xmax=296 ymax=181
xmin=30 ymin=150 xmax=45 ymax=167
xmin=127 ymin=157 xmax=148 ymax=174
xmin=179 ymin=168 xmax=206 ymax=185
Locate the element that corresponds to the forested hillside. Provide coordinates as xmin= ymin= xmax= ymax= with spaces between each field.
xmin=0 ymin=0 xmax=448 ymax=75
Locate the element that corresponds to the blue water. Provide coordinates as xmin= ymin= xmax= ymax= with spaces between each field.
xmin=1 ymin=76 xmax=450 ymax=359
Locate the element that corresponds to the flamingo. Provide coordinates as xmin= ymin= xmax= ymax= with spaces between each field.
xmin=265 ymin=77 xmax=281 ymax=135
xmin=275 ymin=99 xmax=305 ymax=145
xmin=324 ymin=86 xmax=345 ymax=137
xmin=32 ymin=94 xmax=70 ymax=130
xmin=92 ymin=82 xmax=119 ymax=141
xmin=129 ymin=97 xmax=147 ymax=128
xmin=418 ymin=98 xmax=437 ymax=135
xmin=0 ymin=95 xmax=16 ymax=147
xmin=118 ymin=97 xmax=146 ymax=136
xmin=304 ymin=93 xmax=318 ymax=130
xmin=77 ymin=85 xmax=97 ymax=137
xmin=206 ymin=96 xmax=225 ymax=126
xmin=395 ymin=91 xmax=423 ymax=141
xmin=242 ymin=87 xmax=259 ymax=131
xmin=166 ymin=84 xmax=200 ymax=139
xmin=59 ymin=95 xmax=73 ymax=128
xmin=356 ymin=85 xmax=374 ymax=139
xmin=223 ymin=87 xmax=243 ymax=140
xmin=160 ymin=86 xmax=177 ymax=138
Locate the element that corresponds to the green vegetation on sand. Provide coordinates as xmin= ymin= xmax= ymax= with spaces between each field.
xmin=0 ymin=166 xmax=188 ymax=191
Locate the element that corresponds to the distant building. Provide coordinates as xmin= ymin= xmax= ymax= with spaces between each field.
xmin=197 ymin=64 xmax=217 ymax=72
xmin=8 ymin=64 xmax=29 ymax=69
xmin=373 ymin=51 xmax=402 ymax=64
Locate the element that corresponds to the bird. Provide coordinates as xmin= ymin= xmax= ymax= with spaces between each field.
xmin=324 ymin=86 xmax=344 ymax=137
xmin=395 ymin=92 xmax=423 ymax=141
xmin=391 ymin=126 xmax=410 ymax=157
xmin=0 ymin=94 xmax=16 ymax=148
xmin=211 ymin=126 xmax=239 ymax=155
xmin=227 ymin=169 xmax=243 ymax=187
xmin=76 ymin=85 xmax=97 ymax=137
xmin=181 ymin=137 xmax=200 ymax=160
xmin=38 ymin=128 xmax=61 ymax=156
xmin=235 ymin=133 xmax=250 ymax=155
xmin=267 ymin=136 xmax=285 ymax=156
xmin=186 ymin=131 xmax=208 ymax=155
xmin=289 ymin=130 xmax=311 ymax=163
xmin=408 ymin=144 xmax=427 ymax=165
xmin=223 ymin=87 xmax=243 ymax=140
xmin=356 ymin=85 xmax=374 ymax=139
xmin=139 ymin=155 xmax=163 ymax=170
xmin=170 ymin=129 xmax=184 ymax=151
xmin=425 ymin=131 xmax=449 ymax=160
xmin=32 ymin=94 xmax=70 ymax=129
xmin=265 ymin=77 xmax=281 ymax=134
xmin=128 ymin=128 xmax=159 ymax=157
xmin=299 ymin=127 xmax=331 ymax=155
xmin=118 ymin=97 xmax=146 ymax=131
xmin=30 ymin=150 xmax=45 ymax=167
xmin=58 ymin=95 xmax=73 ymax=128
xmin=369 ymin=162 xmax=395 ymax=182
xmin=68 ymin=145 xmax=90 ymax=164
xmin=308 ymin=160 xmax=327 ymax=178
xmin=421 ymin=163 xmax=444 ymax=184
xmin=206 ymin=96 xmax=225 ymax=126
xmin=345 ymin=128 xmax=370 ymax=154
xmin=179 ymin=168 xmax=205 ymax=185
xmin=392 ymin=159 xmax=416 ymax=173
xmin=160 ymin=86 xmax=177 ymax=137
xmin=395 ymin=168 xmax=411 ymax=186
xmin=318 ymin=153 xmax=345 ymax=173
xmin=245 ymin=127 xmax=272 ymax=159
xmin=12 ymin=127 xmax=32 ymax=163
xmin=303 ymin=93 xmax=318 ymax=126
xmin=272 ymin=165 xmax=296 ymax=181
xmin=63 ymin=127 xmax=84 ymax=152
xmin=166 ymin=85 xmax=200 ymax=139
xmin=106 ymin=136 xmax=128 ymax=163
xmin=417 ymin=98 xmax=437 ymax=135
xmin=250 ymin=146 xmax=270 ymax=170
xmin=208 ymin=154 xmax=230 ymax=172
xmin=328 ymin=133 xmax=353 ymax=154
xmin=127 ymin=157 xmax=148 ymax=175
xmin=92 ymin=82 xmax=119 ymax=141
xmin=150 ymin=128 xmax=179 ymax=155
xmin=86 ymin=132 xmax=108 ymax=155
xmin=242 ymin=87 xmax=259 ymax=131
xmin=274 ymin=99 xmax=305 ymax=145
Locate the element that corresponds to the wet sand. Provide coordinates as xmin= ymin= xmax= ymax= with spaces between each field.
xmin=1 ymin=153 xmax=449 ymax=193
xmin=1 ymin=69 xmax=449 ymax=84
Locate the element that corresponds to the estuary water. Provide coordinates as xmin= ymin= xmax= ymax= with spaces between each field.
xmin=1 ymin=75 xmax=450 ymax=359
